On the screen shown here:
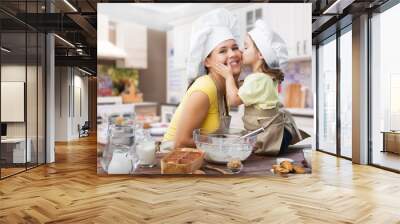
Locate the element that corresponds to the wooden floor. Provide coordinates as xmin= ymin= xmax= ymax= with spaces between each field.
xmin=1 ymin=167 xmax=26 ymax=177
xmin=1 ymin=164 xmax=45 ymax=178
xmin=1 ymin=136 xmax=400 ymax=223
xmin=372 ymin=150 xmax=400 ymax=171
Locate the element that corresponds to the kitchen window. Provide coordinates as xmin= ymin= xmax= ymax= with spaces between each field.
xmin=370 ymin=2 xmax=400 ymax=171
xmin=246 ymin=8 xmax=263 ymax=32
xmin=316 ymin=24 xmax=353 ymax=159
xmin=317 ymin=35 xmax=337 ymax=155
xmin=0 ymin=2 xmax=47 ymax=179
xmin=109 ymin=21 xmax=117 ymax=45
xmin=339 ymin=27 xmax=352 ymax=159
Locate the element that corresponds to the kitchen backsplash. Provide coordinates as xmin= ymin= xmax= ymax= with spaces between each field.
xmin=281 ymin=59 xmax=313 ymax=109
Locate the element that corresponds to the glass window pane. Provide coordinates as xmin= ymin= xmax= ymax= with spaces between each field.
xmin=38 ymin=33 xmax=45 ymax=165
xmin=0 ymin=1 xmax=46 ymax=179
xmin=340 ymin=29 xmax=352 ymax=158
xmin=1 ymin=31 xmax=27 ymax=177
xmin=318 ymin=37 xmax=337 ymax=154
xmin=371 ymin=3 xmax=400 ymax=171
xmin=27 ymin=31 xmax=38 ymax=169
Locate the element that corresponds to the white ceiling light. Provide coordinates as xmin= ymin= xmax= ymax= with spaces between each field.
xmin=54 ymin=34 xmax=75 ymax=48
xmin=76 ymin=48 xmax=84 ymax=55
xmin=78 ymin=67 xmax=93 ymax=76
xmin=323 ymin=0 xmax=355 ymax=15
xmin=63 ymin=0 xmax=78 ymax=12
xmin=1 ymin=47 xmax=11 ymax=53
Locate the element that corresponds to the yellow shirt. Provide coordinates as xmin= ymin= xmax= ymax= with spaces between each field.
xmin=238 ymin=72 xmax=279 ymax=110
xmin=163 ymin=75 xmax=220 ymax=141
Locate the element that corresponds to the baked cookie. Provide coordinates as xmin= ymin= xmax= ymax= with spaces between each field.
xmin=280 ymin=161 xmax=294 ymax=172
xmin=293 ymin=165 xmax=305 ymax=174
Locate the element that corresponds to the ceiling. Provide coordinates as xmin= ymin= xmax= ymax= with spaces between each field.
xmin=129 ymin=3 xmax=187 ymax=13
xmin=0 ymin=0 xmax=99 ymax=74
xmin=98 ymin=3 xmax=232 ymax=31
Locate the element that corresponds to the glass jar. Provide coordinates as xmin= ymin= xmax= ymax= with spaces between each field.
xmin=136 ymin=140 xmax=157 ymax=168
xmin=134 ymin=126 xmax=157 ymax=167
xmin=101 ymin=123 xmax=139 ymax=174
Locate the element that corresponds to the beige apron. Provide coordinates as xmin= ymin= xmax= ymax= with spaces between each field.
xmin=210 ymin=75 xmax=231 ymax=131
xmin=243 ymin=104 xmax=310 ymax=156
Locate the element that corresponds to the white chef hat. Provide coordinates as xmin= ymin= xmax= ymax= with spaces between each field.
xmin=186 ymin=8 xmax=240 ymax=76
xmin=248 ymin=20 xmax=288 ymax=70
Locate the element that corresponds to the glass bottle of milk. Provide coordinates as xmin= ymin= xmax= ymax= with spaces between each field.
xmin=101 ymin=123 xmax=139 ymax=174
xmin=135 ymin=128 xmax=156 ymax=168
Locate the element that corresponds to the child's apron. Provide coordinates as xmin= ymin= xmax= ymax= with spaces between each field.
xmin=242 ymin=104 xmax=310 ymax=156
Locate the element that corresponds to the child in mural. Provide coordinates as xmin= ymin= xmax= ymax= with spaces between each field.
xmin=212 ymin=19 xmax=309 ymax=156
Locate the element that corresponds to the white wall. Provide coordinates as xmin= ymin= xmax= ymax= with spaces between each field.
xmin=55 ymin=67 xmax=89 ymax=141
xmin=55 ymin=67 xmax=68 ymax=141
xmin=72 ymin=73 xmax=89 ymax=138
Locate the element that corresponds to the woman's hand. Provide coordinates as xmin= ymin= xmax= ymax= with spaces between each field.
xmin=213 ymin=63 xmax=233 ymax=79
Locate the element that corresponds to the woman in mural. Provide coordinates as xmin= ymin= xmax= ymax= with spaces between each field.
xmin=163 ymin=8 xmax=242 ymax=148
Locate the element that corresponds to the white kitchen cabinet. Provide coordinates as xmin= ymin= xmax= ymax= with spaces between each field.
xmin=304 ymin=4 xmax=313 ymax=58
xmin=97 ymin=14 xmax=109 ymax=42
xmin=261 ymin=4 xmax=312 ymax=60
xmin=97 ymin=15 xmax=147 ymax=68
xmin=232 ymin=4 xmax=311 ymax=60
xmin=290 ymin=4 xmax=312 ymax=59
xmin=115 ymin=21 xmax=148 ymax=69
xmin=264 ymin=4 xmax=295 ymax=57
xmin=172 ymin=23 xmax=192 ymax=70
xmin=231 ymin=4 xmax=265 ymax=46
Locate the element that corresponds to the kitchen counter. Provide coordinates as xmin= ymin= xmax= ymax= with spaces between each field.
xmin=97 ymin=148 xmax=310 ymax=176
xmin=285 ymin=108 xmax=314 ymax=118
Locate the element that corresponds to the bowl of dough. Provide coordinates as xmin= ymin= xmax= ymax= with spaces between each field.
xmin=193 ymin=128 xmax=256 ymax=164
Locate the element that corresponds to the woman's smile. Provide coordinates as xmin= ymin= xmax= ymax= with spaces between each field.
xmin=228 ymin=58 xmax=240 ymax=67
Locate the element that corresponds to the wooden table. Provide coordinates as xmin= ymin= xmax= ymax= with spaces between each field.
xmin=98 ymin=148 xmax=310 ymax=176
xmin=381 ymin=131 xmax=400 ymax=154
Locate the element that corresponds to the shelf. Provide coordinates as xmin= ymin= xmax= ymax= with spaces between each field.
xmin=285 ymin=108 xmax=314 ymax=118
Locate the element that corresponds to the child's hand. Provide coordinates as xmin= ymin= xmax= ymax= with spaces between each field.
xmin=213 ymin=63 xmax=233 ymax=79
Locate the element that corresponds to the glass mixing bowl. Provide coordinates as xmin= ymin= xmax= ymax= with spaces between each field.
xmin=193 ymin=128 xmax=256 ymax=164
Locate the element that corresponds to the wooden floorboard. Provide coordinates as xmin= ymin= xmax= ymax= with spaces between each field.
xmin=1 ymin=135 xmax=400 ymax=223
xmin=372 ymin=151 xmax=400 ymax=171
